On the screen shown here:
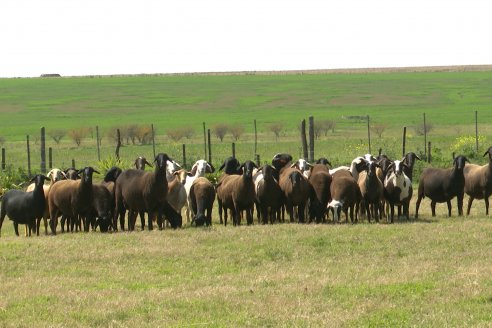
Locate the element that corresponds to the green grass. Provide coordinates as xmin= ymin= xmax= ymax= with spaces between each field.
xmin=1 ymin=70 xmax=492 ymax=175
xmin=1 ymin=210 xmax=491 ymax=327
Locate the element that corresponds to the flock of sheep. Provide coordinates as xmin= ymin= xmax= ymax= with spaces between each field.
xmin=1 ymin=146 xmax=492 ymax=237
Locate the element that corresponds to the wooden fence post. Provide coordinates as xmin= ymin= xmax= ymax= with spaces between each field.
xmin=182 ymin=144 xmax=186 ymax=169
xmin=151 ymin=124 xmax=156 ymax=159
xmin=232 ymin=142 xmax=236 ymax=158
xmin=203 ymin=122 xmax=207 ymax=159
xmin=367 ymin=115 xmax=371 ymax=154
xmin=40 ymin=127 xmax=46 ymax=174
xmin=255 ymin=154 xmax=260 ymax=167
xmin=423 ymin=113 xmax=427 ymax=159
xmin=254 ymin=119 xmax=258 ymax=157
xmin=308 ymin=116 xmax=314 ymax=162
xmin=72 ymin=159 xmax=76 ymax=168
xmin=26 ymin=135 xmax=31 ymax=177
xmin=475 ymin=110 xmax=478 ymax=153
xmin=402 ymin=126 xmax=407 ymax=157
xmin=49 ymin=147 xmax=53 ymax=169
xmin=1 ymin=148 xmax=5 ymax=170
xmin=115 ymin=128 xmax=121 ymax=160
xmin=301 ymin=119 xmax=308 ymax=160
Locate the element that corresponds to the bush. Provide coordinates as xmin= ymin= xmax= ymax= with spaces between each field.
xmin=450 ymin=135 xmax=486 ymax=160
xmin=0 ymin=166 xmax=29 ymax=195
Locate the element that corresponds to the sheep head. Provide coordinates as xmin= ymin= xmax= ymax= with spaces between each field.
xmin=240 ymin=160 xmax=257 ymax=179
xmin=483 ymin=146 xmax=492 ymax=160
xmin=104 ymin=166 xmax=122 ymax=182
xmin=77 ymin=167 xmax=100 ymax=184
xmin=272 ymin=153 xmax=293 ymax=171
xmin=154 ymin=153 xmax=173 ymax=173
xmin=47 ymin=168 xmax=66 ymax=183
xmin=316 ymin=158 xmax=332 ymax=166
xmin=219 ymin=157 xmax=241 ymax=174
xmin=29 ymin=174 xmax=50 ymax=188
xmin=135 ymin=156 xmax=152 ymax=170
xmin=327 ymin=200 xmax=343 ymax=222
xmin=190 ymin=160 xmax=214 ymax=177
xmin=453 ymin=155 xmax=469 ymax=171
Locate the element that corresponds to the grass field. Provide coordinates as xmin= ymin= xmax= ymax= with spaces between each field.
xmin=1 ymin=69 xmax=492 ymax=174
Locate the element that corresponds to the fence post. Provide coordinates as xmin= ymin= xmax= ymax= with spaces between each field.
xmin=96 ymin=125 xmax=101 ymax=161
xmin=255 ymin=154 xmax=260 ymax=167
xmin=301 ymin=119 xmax=308 ymax=160
xmin=402 ymin=126 xmax=407 ymax=157
xmin=151 ymin=124 xmax=156 ymax=159
xmin=26 ymin=135 xmax=31 ymax=177
xmin=367 ymin=115 xmax=371 ymax=154
xmin=115 ymin=128 xmax=121 ymax=160
xmin=72 ymin=159 xmax=76 ymax=168
xmin=182 ymin=144 xmax=186 ymax=169
xmin=40 ymin=127 xmax=46 ymax=174
xmin=49 ymin=147 xmax=53 ymax=169
xmin=475 ymin=110 xmax=478 ymax=153
xmin=1 ymin=148 xmax=5 ymax=170
xmin=428 ymin=142 xmax=431 ymax=163
xmin=203 ymin=122 xmax=207 ymax=159
xmin=207 ymin=129 xmax=212 ymax=164
xmin=308 ymin=116 xmax=314 ymax=162
xmin=254 ymin=119 xmax=258 ymax=157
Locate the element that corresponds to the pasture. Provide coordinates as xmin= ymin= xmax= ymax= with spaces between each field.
xmin=1 ymin=68 xmax=492 ymax=326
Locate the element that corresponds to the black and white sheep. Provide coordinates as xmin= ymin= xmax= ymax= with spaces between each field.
xmin=464 ymin=146 xmax=492 ymax=215
xmin=383 ymin=160 xmax=413 ymax=222
xmin=415 ymin=155 xmax=468 ymax=218
xmin=0 ymin=175 xmax=50 ymax=237
xmin=402 ymin=152 xmax=421 ymax=182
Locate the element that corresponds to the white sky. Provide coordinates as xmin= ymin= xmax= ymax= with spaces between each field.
xmin=1 ymin=0 xmax=491 ymax=77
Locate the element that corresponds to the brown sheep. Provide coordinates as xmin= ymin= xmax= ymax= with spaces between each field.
xmin=327 ymin=170 xmax=361 ymax=223
xmin=189 ymin=177 xmax=215 ymax=226
xmin=308 ymin=164 xmax=332 ymax=223
xmin=216 ymin=160 xmax=257 ymax=226
xmin=358 ymin=161 xmax=384 ymax=222
xmin=464 ymin=146 xmax=492 ymax=215
xmin=279 ymin=167 xmax=310 ymax=223
xmin=255 ymin=165 xmax=283 ymax=224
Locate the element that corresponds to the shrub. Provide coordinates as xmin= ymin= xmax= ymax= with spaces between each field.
xmin=213 ymin=124 xmax=229 ymax=142
xmin=450 ymin=135 xmax=486 ymax=160
xmin=68 ymin=127 xmax=90 ymax=147
xmin=0 ymin=166 xmax=29 ymax=195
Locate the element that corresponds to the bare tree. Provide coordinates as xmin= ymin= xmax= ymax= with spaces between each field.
xmin=68 ymin=127 xmax=89 ymax=147
xmin=372 ymin=123 xmax=388 ymax=138
xmin=414 ymin=122 xmax=434 ymax=136
xmin=137 ymin=125 xmax=152 ymax=145
xmin=213 ymin=123 xmax=229 ymax=142
xmin=182 ymin=127 xmax=195 ymax=139
xmin=167 ymin=127 xmax=185 ymax=142
xmin=230 ymin=124 xmax=245 ymax=141
xmin=269 ymin=122 xmax=284 ymax=141
xmin=321 ymin=120 xmax=336 ymax=135
xmin=48 ymin=129 xmax=66 ymax=144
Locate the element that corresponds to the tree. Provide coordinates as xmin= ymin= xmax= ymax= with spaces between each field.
xmin=68 ymin=127 xmax=89 ymax=147
xmin=48 ymin=129 xmax=66 ymax=144
xmin=414 ymin=122 xmax=434 ymax=136
xmin=269 ymin=122 xmax=283 ymax=141
xmin=372 ymin=123 xmax=388 ymax=138
xmin=230 ymin=124 xmax=245 ymax=141
xmin=321 ymin=120 xmax=336 ymax=135
xmin=167 ymin=127 xmax=185 ymax=142
xmin=137 ymin=125 xmax=152 ymax=145
xmin=213 ymin=123 xmax=229 ymax=142
xmin=182 ymin=126 xmax=195 ymax=139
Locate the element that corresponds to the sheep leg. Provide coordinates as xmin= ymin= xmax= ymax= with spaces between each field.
xmin=14 ymin=223 xmax=19 ymax=236
xmin=485 ymin=197 xmax=489 ymax=216
xmin=431 ymin=201 xmax=437 ymax=217
xmin=390 ymin=205 xmax=395 ymax=224
xmin=246 ymin=207 xmax=253 ymax=226
xmin=403 ymin=201 xmax=410 ymax=220
xmin=415 ymin=195 xmax=423 ymax=219
xmin=466 ymin=197 xmax=474 ymax=216
xmin=365 ymin=202 xmax=371 ymax=223
xmin=457 ymin=194 xmax=464 ymax=216
xmin=298 ymin=204 xmax=306 ymax=223
xmin=447 ymin=200 xmax=452 ymax=217
xmin=218 ymin=199 xmax=223 ymax=225
xmin=139 ymin=211 xmax=146 ymax=231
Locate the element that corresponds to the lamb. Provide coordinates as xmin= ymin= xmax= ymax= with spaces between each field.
xmin=165 ymin=160 xmax=187 ymax=226
xmin=134 ymin=156 xmax=152 ymax=170
xmin=308 ymin=164 xmax=332 ymax=223
xmin=279 ymin=166 xmax=310 ymax=223
xmin=25 ymin=168 xmax=66 ymax=235
xmin=415 ymin=155 xmax=468 ymax=218
xmin=183 ymin=160 xmax=215 ymax=223
xmin=464 ymin=146 xmax=492 ymax=215
xmin=189 ymin=177 xmax=215 ymax=226
xmin=255 ymin=165 xmax=283 ymax=224
xmin=327 ymin=170 xmax=361 ymax=223
xmin=0 ymin=174 xmax=50 ymax=237
xmin=48 ymin=167 xmax=99 ymax=234
xmin=292 ymin=159 xmax=313 ymax=179
xmin=216 ymin=160 xmax=257 ymax=226
xmin=358 ymin=161 xmax=384 ymax=222
xmin=64 ymin=167 xmax=80 ymax=180
xmin=383 ymin=160 xmax=413 ymax=223
xmin=114 ymin=153 xmax=181 ymax=231
xmin=402 ymin=152 xmax=421 ymax=181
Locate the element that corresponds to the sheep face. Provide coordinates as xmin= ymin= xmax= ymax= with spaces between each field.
xmin=135 ymin=156 xmax=152 ymax=170
xmin=191 ymin=160 xmax=214 ymax=177
xmin=154 ymin=153 xmax=173 ymax=172
xmin=47 ymin=169 xmax=66 ymax=183
xmin=30 ymin=174 xmax=50 ymax=189
xmin=77 ymin=167 xmax=100 ymax=184
xmin=64 ymin=168 xmax=80 ymax=180
xmin=403 ymin=152 xmax=421 ymax=166
xmin=261 ymin=165 xmax=275 ymax=180
xmin=96 ymin=217 xmax=111 ymax=232
xmin=291 ymin=159 xmax=312 ymax=173
xmin=166 ymin=160 xmax=182 ymax=175
xmin=272 ymin=153 xmax=293 ymax=171
xmin=316 ymin=158 xmax=332 ymax=166
xmin=241 ymin=160 xmax=257 ymax=179
xmin=327 ymin=200 xmax=343 ymax=222
xmin=364 ymin=161 xmax=379 ymax=178
xmin=453 ymin=155 xmax=469 ymax=171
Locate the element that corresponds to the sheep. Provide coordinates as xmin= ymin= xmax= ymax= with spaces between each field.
xmin=0 ymin=174 xmax=50 ymax=237
xmin=64 ymin=167 xmax=80 ymax=180
xmin=48 ymin=167 xmax=99 ymax=234
xmin=415 ymin=155 xmax=468 ymax=218
xmin=189 ymin=177 xmax=215 ymax=226
xmin=88 ymin=184 xmax=113 ymax=232
xmin=292 ymin=159 xmax=313 ymax=179
xmin=134 ymin=156 xmax=152 ymax=170
xmin=308 ymin=164 xmax=332 ymax=223
xmin=402 ymin=152 xmax=421 ymax=181
xmin=358 ymin=161 xmax=384 ymax=222
xmin=183 ymin=159 xmax=215 ymax=223
xmin=279 ymin=166 xmax=310 ymax=223
xmin=255 ymin=165 xmax=283 ymax=224
xmin=316 ymin=158 xmax=332 ymax=166
xmin=25 ymin=168 xmax=66 ymax=235
xmin=114 ymin=153 xmax=181 ymax=231
xmin=217 ymin=157 xmax=242 ymax=224
xmin=464 ymin=146 xmax=492 ymax=215
xmin=165 ymin=161 xmax=187 ymax=226
xmin=383 ymin=160 xmax=413 ymax=223
xmin=327 ymin=170 xmax=361 ymax=223
xmin=216 ymin=160 xmax=257 ymax=226
xmin=349 ymin=156 xmax=368 ymax=181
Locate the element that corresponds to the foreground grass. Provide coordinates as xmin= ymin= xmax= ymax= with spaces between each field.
xmin=1 ymin=213 xmax=491 ymax=327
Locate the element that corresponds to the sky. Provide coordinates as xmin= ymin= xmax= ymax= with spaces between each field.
xmin=1 ymin=0 xmax=491 ymax=77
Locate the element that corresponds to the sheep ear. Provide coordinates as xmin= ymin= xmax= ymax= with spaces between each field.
xmin=44 ymin=176 xmax=50 ymax=182
xmin=483 ymin=150 xmax=491 ymax=157
xmin=206 ymin=163 xmax=215 ymax=173
xmin=47 ymin=170 xmax=54 ymax=178
xmin=414 ymin=154 xmax=421 ymax=161
xmin=190 ymin=164 xmax=198 ymax=176
xmin=145 ymin=159 xmax=153 ymax=168
xmin=61 ymin=171 xmax=67 ymax=179
xmin=218 ymin=163 xmax=225 ymax=171
xmin=93 ymin=169 xmax=101 ymax=175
